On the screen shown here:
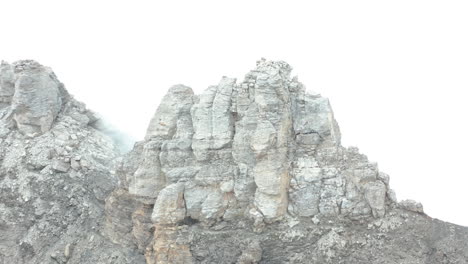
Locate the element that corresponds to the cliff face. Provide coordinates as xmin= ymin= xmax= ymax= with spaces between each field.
xmin=1 ymin=59 xmax=467 ymax=264
xmin=105 ymin=59 xmax=468 ymax=263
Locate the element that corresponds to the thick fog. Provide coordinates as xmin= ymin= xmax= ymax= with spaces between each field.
xmin=1 ymin=0 xmax=467 ymax=226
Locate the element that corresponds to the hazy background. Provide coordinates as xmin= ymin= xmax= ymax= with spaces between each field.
xmin=1 ymin=0 xmax=467 ymax=226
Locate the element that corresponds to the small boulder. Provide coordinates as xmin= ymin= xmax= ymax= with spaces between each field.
xmin=399 ymin=199 xmax=424 ymax=214
xmin=151 ymin=183 xmax=186 ymax=225
xmin=52 ymin=159 xmax=70 ymax=172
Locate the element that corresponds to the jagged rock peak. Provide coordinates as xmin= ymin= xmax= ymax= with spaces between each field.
xmin=1 ymin=59 xmax=465 ymax=264
xmin=103 ymin=59 xmax=441 ymax=263
xmin=145 ymin=58 xmax=341 ymax=146
xmin=0 ymin=60 xmax=72 ymax=137
xmin=136 ymin=58 xmax=366 ymax=224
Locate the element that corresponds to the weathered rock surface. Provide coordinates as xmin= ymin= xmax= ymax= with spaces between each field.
xmin=0 ymin=60 xmax=144 ymax=264
xmin=104 ymin=59 xmax=468 ymax=263
xmin=1 ymin=60 xmax=66 ymax=136
xmin=1 ymin=59 xmax=467 ymax=264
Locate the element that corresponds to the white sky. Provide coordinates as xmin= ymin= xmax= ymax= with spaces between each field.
xmin=1 ymin=0 xmax=467 ymax=226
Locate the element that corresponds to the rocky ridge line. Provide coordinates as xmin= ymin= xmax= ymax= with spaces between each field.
xmin=104 ymin=59 xmax=467 ymax=263
xmin=1 ymin=59 xmax=467 ymax=264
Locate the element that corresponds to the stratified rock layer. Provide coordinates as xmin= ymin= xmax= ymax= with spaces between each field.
xmin=105 ymin=59 xmax=468 ymax=263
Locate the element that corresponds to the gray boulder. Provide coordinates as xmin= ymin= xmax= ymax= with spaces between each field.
xmin=0 ymin=60 xmax=67 ymax=136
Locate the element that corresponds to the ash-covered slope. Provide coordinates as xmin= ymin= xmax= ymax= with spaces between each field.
xmin=1 ymin=59 xmax=467 ymax=264
xmin=0 ymin=61 xmax=144 ymax=263
xmin=105 ymin=59 xmax=468 ymax=263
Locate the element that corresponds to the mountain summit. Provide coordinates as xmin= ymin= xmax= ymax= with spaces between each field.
xmin=1 ymin=59 xmax=467 ymax=263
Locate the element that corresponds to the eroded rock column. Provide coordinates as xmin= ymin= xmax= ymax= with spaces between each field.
xmin=239 ymin=60 xmax=294 ymax=221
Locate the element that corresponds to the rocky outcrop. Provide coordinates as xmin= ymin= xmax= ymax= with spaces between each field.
xmin=0 ymin=60 xmax=67 ymax=136
xmin=1 ymin=59 xmax=467 ymax=263
xmin=104 ymin=59 xmax=468 ymax=263
xmin=0 ymin=60 xmax=144 ymax=264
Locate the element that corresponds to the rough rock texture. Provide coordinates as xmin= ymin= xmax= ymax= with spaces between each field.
xmin=1 ymin=61 xmax=65 ymax=136
xmin=104 ymin=59 xmax=468 ymax=263
xmin=0 ymin=60 xmax=144 ymax=264
xmin=1 ymin=59 xmax=467 ymax=264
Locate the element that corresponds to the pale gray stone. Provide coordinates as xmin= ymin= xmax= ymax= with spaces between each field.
xmin=52 ymin=159 xmax=70 ymax=172
xmin=3 ymin=59 xmax=466 ymax=264
xmin=364 ymin=181 xmax=387 ymax=218
xmin=128 ymin=141 xmax=165 ymax=199
xmin=10 ymin=61 xmax=64 ymax=136
xmin=191 ymin=77 xmax=235 ymax=161
xmin=0 ymin=61 xmax=138 ymax=264
xmin=145 ymin=84 xmax=194 ymax=140
xmin=200 ymin=190 xmax=225 ymax=220
xmin=151 ymin=182 xmax=186 ymax=225
xmin=0 ymin=61 xmax=15 ymax=106
xmin=399 ymin=199 xmax=424 ymax=213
